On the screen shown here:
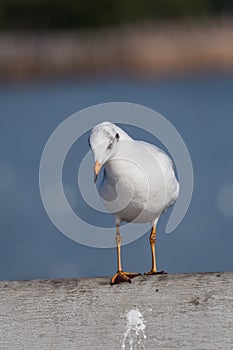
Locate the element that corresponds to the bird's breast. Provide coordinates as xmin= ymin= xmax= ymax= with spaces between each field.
xmin=99 ymin=156 xmax=168 ymax=223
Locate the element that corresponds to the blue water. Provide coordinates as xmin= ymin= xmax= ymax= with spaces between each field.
xmin=1 ymin=74 xmax=233 ymax=280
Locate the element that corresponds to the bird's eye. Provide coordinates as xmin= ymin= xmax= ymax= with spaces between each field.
xmin=116 ymin=133 xmax=120 ymax=140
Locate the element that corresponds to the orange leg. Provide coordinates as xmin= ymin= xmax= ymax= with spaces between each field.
xmin=110 ymin=225 xmax=141 ymax=285
xmin=144 ymin=226 xmax=166 ymax=275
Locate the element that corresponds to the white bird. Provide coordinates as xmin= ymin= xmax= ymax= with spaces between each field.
xmin=89 ymin=122 xmax=179 ymax=285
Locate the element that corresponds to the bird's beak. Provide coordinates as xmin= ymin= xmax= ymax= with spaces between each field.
xmin=94 ymin=160 xmax=102 ymax=183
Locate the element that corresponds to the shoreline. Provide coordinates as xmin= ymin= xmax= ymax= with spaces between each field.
xmin=1 ymin=19 xmax=233 ymax=82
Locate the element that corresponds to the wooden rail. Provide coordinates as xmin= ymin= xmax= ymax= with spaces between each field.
xmin=0 ymin=272 xmax=233 ymax=349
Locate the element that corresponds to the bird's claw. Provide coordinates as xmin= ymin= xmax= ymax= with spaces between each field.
xmin=110 ymin=271 xmax=141 ymax=285
xmin=144 ymin=270 xmax=167 ymax=275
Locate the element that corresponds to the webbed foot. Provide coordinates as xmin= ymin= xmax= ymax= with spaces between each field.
xmin=144 ymin=270 xmax=167 ymax=275
xmin=110 ymin=271 xmax=141 ymax=285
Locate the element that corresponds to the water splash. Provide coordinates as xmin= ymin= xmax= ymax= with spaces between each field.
xmin=121 ymin=307 xmax=146 ymax=350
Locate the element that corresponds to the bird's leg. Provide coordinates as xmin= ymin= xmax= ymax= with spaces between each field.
xmin=144 ymin=225 xmax=167 ymax=275
xmin=116 ymin=225 xmax=123 ymax=273
xmin=110 ymin=225 xmax=141 ymax=285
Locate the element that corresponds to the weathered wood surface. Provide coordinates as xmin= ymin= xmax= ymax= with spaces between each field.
xmin=0 ymin=272 xmax=233 ymax=350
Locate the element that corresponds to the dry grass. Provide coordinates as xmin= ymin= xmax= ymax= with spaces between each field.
xmin=1 ymin=19 xmax=233 ymax=82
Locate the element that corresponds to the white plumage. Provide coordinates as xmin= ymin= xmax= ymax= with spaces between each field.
xmin=89 ymin=121 xmax=179 ymax=284
xmin=90 ymin=122 xmax=179 ymax=225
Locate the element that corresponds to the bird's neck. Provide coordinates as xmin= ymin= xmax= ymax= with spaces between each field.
xmin=104 ymin=140 xmax=136 ymax=181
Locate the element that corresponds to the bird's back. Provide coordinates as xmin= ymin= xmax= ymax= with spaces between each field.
xmin=98 ymin=139 xmax=179 ymax=224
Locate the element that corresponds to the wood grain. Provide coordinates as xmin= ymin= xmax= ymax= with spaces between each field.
xmin=0 ymin=273 xmax=233 ymax=349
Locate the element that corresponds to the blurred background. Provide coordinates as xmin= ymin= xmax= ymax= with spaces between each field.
xmin=1 ymin=0 xmax=233 ymax=281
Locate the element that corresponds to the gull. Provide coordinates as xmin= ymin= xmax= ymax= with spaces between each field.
xmin=89 ymin=122 xmax=179 ymax=285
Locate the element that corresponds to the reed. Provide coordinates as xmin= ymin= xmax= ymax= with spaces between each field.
xmin=1 ymin=19 xmax=233 ymax=82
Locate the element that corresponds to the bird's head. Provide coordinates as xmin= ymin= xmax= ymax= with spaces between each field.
xmin=89 ymin=122 xmax=121 ymax=183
